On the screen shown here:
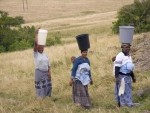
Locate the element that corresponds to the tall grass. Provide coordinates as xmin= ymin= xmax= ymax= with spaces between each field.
xmin=0 ymin=0 xmax=149 ymax=112
xmin=0 ymin=25 xmax=149 ymax=113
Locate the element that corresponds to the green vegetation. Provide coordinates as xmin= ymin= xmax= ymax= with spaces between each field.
xmin=46 ymin=32 xmax=61 ymax=46
xmin=0 ymin=10 xmax=35 ymax=52
xmin=0 ymin=11 xmax=62 ymax=53
xmin=0 ymin=0 xmax=150 ymax=112
xmin=112 ymin=0 xmax=150 ymax=33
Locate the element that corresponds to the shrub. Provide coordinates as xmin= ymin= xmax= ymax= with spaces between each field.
xmin=8 ymin=40 xmax=31 ymax=51
xmin=112 ymin=0 xmax=150 ymax=34
xmin=0 ymin=10 xmax=62 ymax=52
xmin=0 ymin=45 xmax=5 ymax=53
xmin=0 ymin=10 xmax=35 ymax=52
xmin=46 ymin=32 xmax=61 ymax=46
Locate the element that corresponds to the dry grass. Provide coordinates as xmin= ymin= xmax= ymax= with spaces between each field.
xmin=1 ymin=0 xmax=150 ymax=113
xmin=1 ymin=32 xmax=149 ymax=113
xmin=0 ymin=0 xmax=134 ymax=23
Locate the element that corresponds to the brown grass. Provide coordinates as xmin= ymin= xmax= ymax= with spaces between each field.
xmin=0 ymin=0 xmax=134 ymax=23
xmin=1 ymin=0 xmax=149 ymax=113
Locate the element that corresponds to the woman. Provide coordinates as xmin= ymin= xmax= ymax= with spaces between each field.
xmin=70 ymin=49 xmax=93 ymax=109
xmin=33 ymin=29 xmax=52 ymax=99
xmin=114 ymin=43 xmax=137 ymax=107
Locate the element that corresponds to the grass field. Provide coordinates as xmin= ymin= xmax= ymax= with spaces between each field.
xmin=0 ymin=0 xmax=134 ymax=23
xmin=1 ymin=0 xmax=150 ymax=113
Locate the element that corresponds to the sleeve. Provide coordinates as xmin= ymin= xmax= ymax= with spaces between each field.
xmin=114 ymin=53 xmax=123 ymax=67
xmin=114 ymin=53 xmax=123 ymax=78
xmin=46 ymin=55 xmax=51 ymax=67
xmin=34 ymin=52 xmax=38 ymax=58
xmin=71 ymin=58 xmax=79 ymax=78
xmin=88 ymin=59 xmax=91 ymax=77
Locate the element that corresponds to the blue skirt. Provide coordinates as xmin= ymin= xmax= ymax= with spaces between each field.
xmin=115 ymin=74 xmax=134 ymax=107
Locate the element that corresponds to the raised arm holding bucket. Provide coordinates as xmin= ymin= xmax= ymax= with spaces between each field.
xmin=33 ymin=29 xmax=52 ymax=99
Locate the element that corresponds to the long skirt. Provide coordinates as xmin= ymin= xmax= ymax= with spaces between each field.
xmin=72 ymin=80 xmax=91 ymax=107
xmin=115 ymin=74 xmax=134 ymax=107
xmin=35 ymin=69 xmax=52 ymax=98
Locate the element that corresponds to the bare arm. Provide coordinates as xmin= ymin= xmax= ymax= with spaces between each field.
xmin=48 ymin=67 xmax=51 ymax=80
xmin=33 ymin=29 xmax=39 ymax=52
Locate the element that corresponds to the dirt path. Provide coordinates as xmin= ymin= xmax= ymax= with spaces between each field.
xmin=22 ymin=11 xmax=117 ymax=31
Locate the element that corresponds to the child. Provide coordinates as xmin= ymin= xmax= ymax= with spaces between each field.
xmin=112 ymin=56 xmax=136 ymax=82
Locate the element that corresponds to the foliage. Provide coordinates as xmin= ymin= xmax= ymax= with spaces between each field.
xmin=0 ymin=10 xmax=24 ymax=29
xmin=46 ymin=32 xmax=61 ymax=46
xmin=0 ymin=10 xmax=62 ymax=53
xmin=112 ymin=0 xmax=150 ymax=34
xmin=0 ymin=10 xmax=34 ymax=52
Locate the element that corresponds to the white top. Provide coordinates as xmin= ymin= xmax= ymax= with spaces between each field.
xmin=114 ymin=52 xmax=134 ymax=74
xmin=34 ymin=52 xmax=50 ymax=71
xmin=75 ymin=63 xmax=91 ymax=85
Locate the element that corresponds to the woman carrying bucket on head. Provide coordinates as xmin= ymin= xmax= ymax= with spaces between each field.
xmin=33 ymin=28 xmax=52 ymax=99
xmin=113 ymin=26 xmax=139 ymax=107
xmin=70 ymin=34 xmax=93 ymax=109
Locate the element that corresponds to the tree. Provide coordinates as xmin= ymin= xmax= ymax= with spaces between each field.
xmin=0 ymin=10 xmax=35 ymax=52
xmin=112 ymin=0 xmax=150 ymax=33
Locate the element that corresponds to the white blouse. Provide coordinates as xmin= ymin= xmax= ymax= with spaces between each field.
xmin=34 ymin=52 xmax=50 ymax=71
xmin=114 ymin=52 xmax=134 ymax=74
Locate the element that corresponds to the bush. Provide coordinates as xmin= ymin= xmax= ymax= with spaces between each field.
xmin=46 ymin=32 xmax=61 ymax=46
xmin=0 ymin=45 xmax=5 ymax=53
xmin=0 ymin=10 xmax=35 ymax=52
xmin=112 ymin=0 xmax=150 ymax=34
xmin=8 ymin=40 xmax=31 ymax=51
xmin=0 ymin=10 xmax=62 ymax=52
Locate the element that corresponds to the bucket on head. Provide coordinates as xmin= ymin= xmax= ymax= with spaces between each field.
xmin=37 ymin=29 xmax=48 ymax=45
xmin=76 ymin=34 xmax=90 ymax=50
xmin=119 ymin=26 xmax=134 ymax=44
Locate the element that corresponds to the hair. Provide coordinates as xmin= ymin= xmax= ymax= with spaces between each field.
xmin=121 ymin=43 xmax=131 ymax=48
xmin=81 ymin=49 xmax=88 ymax=53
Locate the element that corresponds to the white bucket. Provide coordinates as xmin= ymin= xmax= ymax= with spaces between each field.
xmin=119 ymin=26 xmax=134 ymax=44
xmin=37 ymin=29 xmax=48 ymax=45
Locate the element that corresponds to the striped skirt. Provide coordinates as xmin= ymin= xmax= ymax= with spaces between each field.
xmin=35 ymin=69 xmax=52 ymax=98
xmin=72 ymin=80 xmax=91 ymax=107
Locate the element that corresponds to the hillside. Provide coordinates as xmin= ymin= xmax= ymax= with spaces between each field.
xmin=0 ymin=0 xmax=150 ymax=113
xmin=0 ymin=0 xmax=134 ymax=23
xmin=132 ymin=33 xmax=150 ymax=72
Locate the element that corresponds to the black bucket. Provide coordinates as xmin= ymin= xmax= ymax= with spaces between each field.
xmin=76 ymin=34 xmax=90 ymax=50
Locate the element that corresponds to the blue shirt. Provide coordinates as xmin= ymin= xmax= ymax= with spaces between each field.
xmin=71 ymin=56 xmax=91 ymax=78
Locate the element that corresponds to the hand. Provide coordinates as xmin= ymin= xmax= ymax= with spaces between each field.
xmin=69 ymin=79 xmax=73 ymax=86
xmin=48 ymin=73 xmax=51 ymax=81
xmin=133 ymin=78 xmax=136 ymax=83
xmin=48 ymin=76 xmax=51 ymax=81
xmin=90 ymin=80 xmax=93 ymax=85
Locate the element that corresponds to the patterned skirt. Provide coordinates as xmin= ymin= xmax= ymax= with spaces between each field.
xmin=35 ymin=69 xmax=52 ymax=98
xmin=72 ymin=80 xmax=91 ymax=107
xmin=115 ymin=74 xmax=133 ymax=107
